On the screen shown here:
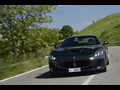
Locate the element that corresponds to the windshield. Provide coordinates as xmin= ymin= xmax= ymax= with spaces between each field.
xmin=60 ymin=36 xmax=100 ymax=48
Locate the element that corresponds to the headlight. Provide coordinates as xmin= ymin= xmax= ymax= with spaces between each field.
xmin=90 ymin=50 xmax=104 ymax=60
xmin=94 ymin=51 xmax=104 ymax=57
xmin=49 ymin=55 xmax=56 ymax=60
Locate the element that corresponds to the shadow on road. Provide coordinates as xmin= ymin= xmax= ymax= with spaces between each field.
xmin=35 ymin=71 xmax=101 ymax=79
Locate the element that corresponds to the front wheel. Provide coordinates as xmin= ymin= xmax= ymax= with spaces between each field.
xmin=106 ymin=57 xmax=109 ymax=65
xmin=101 ymin=65 xmax=107 ymax=72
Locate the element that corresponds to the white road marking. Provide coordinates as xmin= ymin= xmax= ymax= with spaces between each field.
xmin=0 ymin=65 xmax=48 ymax=83
xmin=82 ymin=75 xmax=96 ymax=85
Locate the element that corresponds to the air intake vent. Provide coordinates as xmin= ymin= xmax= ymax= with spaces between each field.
xmin=80 ymin=48 xmax=98 ymax=56
xmin=69 ymin=49 xmax=82 ymax=53
xmin=68 ymin=47 xmax=98 ymax=56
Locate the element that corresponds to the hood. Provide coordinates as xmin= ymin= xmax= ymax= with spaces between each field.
xmin=51 ymin=45 xmax=102 ymax=59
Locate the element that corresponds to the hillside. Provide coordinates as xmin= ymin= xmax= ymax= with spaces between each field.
xmin=75 ymin=12 xmax=120 ymax=45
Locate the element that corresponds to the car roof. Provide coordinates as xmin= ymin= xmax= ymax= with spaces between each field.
xmin=68 ymin=34 xmax=97 ymax=39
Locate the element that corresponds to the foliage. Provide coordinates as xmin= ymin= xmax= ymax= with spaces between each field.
xmin=0 ymin=5 xmax=57 ymax=63
xmin=59 ymin=25 xmax=74 ymax=39
xmin=25 ymin=27 xmax=60 ymax=54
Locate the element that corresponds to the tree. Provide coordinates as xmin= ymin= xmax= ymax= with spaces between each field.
xmin=15 ymin=5 xmax=57 ymax=60
xmin=0 ymin=5 xmax=57 ymax=62
xmin=25 ymin=27 xmax=60 ymax=51
xmin=0 ymin=5 xmax=19 ymax=63
xmin=25 ymin=27 xmax=61 ymax=57
xmin=59 ymin=25 xmax=74 ymax=39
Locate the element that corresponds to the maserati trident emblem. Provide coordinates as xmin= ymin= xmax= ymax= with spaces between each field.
xmin=73 ymin=56 xmax=76 ymax=60
xmin=73 ymin=61 xmax=76 ymax=67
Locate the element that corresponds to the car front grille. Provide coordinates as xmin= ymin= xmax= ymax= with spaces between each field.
xmin=59 ymin=60 xmax=91 ymax=68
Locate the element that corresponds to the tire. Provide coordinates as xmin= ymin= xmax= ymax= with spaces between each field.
xmin=101 ymin=65 xmax=107 ymax=72
xmin=106 ymin=57 xmax=109 ymax=65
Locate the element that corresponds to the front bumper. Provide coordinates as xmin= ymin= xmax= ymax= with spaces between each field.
xmin=49 ymin=58 xmax=106 ymax=74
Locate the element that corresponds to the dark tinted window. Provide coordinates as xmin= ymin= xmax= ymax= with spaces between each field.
xmin=60 ymin=36 xmax=100 ymax=48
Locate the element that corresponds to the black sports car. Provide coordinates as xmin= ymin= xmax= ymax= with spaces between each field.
xmin=49 ymin=35 xmax=109 ymax=75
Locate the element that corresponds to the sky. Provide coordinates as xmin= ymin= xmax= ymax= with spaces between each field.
xmin=41 ymin=5 xmax=120 ymax=32
xmin=0 ymin=5 xmax=120 ymax=38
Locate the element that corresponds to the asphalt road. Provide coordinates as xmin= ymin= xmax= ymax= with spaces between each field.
xmin=0 ymin=46 xmax=120 ymax=85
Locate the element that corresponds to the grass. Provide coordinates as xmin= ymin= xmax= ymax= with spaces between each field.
xmin=74 ymin=12 xmax=120 ymax=45
xmin=0 ymin=47 xmax=53 ymax=80
xmin=0 ymin=58 xmax=48 ymax=80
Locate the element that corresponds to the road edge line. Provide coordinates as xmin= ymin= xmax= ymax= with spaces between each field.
xmin=0 ymin=65 xmax=48 ymax=83
xmin=82 ymin=75 xmax=96 ymax=85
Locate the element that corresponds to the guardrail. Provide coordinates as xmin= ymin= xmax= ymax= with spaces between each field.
xmin=109 ymin=42 xmax=120 ymax=44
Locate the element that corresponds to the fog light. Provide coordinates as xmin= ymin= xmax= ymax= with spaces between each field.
xmin=90 ymin=57 xmax=94 ymax=60
xmin=97 ymin=66 xmax=101 ymax=69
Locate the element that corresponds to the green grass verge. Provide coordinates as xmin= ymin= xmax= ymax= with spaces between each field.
xmin=0 ymin=47 xmax=53 ymax=80
xmin=74 ymin=12 xmax=120 ymax=45
xmin=0 ymin=57 xmax=48 ymax=80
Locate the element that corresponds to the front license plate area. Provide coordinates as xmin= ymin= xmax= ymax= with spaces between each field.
xmin=68 ymin=68 xmax=81 ymax=73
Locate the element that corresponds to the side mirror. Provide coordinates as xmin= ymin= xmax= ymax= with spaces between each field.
xmin=103 ymin=41 xmax=109 ymax=45
xmin=54 ymin=44 xmax=58 ymax=49
xmin=54 ymin=42 xmax=62 ymax=49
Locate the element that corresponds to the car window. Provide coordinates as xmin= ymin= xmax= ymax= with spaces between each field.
xmin=60 ymin=36 xmax=100 ymax=48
